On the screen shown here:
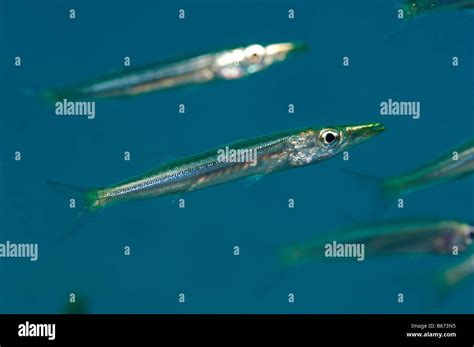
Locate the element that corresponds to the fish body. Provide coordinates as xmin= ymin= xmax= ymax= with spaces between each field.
xmin=439 ymin=254 xmax=474 ymax=289
xmin=52 ymin=123 xmax=385 ymax=214
xmin=45 ymin=42 xmax=306 ymax=101
xmin=382 ymin=140 xmax=474 ymax=197
xmin=384 ymin=0 xmax=473 ymax=41
xmin=402 ymin=0 xmax=474 ymax=19
xmin=282 ymin=219 xmax=474 ymax=266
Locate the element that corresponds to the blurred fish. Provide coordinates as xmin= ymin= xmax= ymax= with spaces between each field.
xmin=281 ymin=219 xmax=474 ymax=266
xmin=347 ymin=139 xmax=474 ymax=201
xmin=438 ymin=254 xmax=474 ymax=290
xmin=385 ymin=0 xmax=474 ymax=40
xmin=43 ymin=42 xmax=307 ymax=101
xmin=401 ymin=0 xmax=474 ymax=19
xmin=383 ymin=139 xmax=474 ymax=197
xmin=49 ymin=123 xmax=385 ymax=219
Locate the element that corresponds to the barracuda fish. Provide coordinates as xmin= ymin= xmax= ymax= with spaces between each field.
xmin=385 ymin=0 xmax=474 ymax=40
xmin=402 ymin=0 xmax=474 ymax=19
xmin=281 ymin=219 xmax=474 ymax=266
xmin=43 ymin=42 xmax=306 ymax=101
xmin=437 ymin=254 xmax=474 ymax=290
xmin=383 ymin=140 xmax=474 ymax=197
xmin=348 ymin=139 xmax=474 ymax=200
xmin=50 ymin=123 xmax=384 ymax=218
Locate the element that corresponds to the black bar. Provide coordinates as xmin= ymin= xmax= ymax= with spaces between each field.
xmin=0 ymin=314 xmax=472 ymax=346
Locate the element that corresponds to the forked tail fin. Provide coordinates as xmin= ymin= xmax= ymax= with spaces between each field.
xmin=18 ymin=87 xmax=64 ymax=106
xmin=47 ymin=181 xmax=104 ymax=239
xmin=279 ymin=244 xmax=314 ymax=268
xmin=40 ymin=88 xmax=82 ymax=104
xmin=39 ymin=89 xmax=61 ymax=104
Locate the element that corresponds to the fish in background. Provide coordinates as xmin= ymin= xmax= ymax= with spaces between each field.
xmin=280 ymin=219 xmax=473 ymax=267
xmin=48 ymin=123 xmax=385 ymax=221
xmin=437 ymin=254 xmax=474 ymax=292
xmin=385 ymin=0 xmax=474 ymax=40
xmin=347 ymin=139 xmax=474 ymax=204
xmin=401 ymin=0 xmax=474 ymax=19
xmin=42 ymin=42 xmax=307 ymax=101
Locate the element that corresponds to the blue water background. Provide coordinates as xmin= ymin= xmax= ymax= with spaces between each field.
xmin=0 ymin=0 xmax=473 ymax=313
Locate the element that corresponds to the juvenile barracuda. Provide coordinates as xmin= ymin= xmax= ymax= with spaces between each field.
xmin=382 ymin=139 xmax=474 ymax=197
xmin=385 ymin=0 xmax=474 ymax=40
xmin=402 ymin=0 xmax=474 ymax=19
xmin=43 ymin=42 xmax=306 ymax=101
xmin=437 ymin=254 xmax=474 ymax=290
xmin=50 ymin=123 xmax=385 ymax=217
xmin=281 ymin=219 xmax=474 ymax=266
xmin=349 ymin=139 xmax=474 ymax=200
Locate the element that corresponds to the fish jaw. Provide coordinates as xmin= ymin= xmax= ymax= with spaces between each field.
xmin=264 ymin=41 xmax=308 ymax=62
xmin=340 ymin=123 xmax=386 ymax=151
xmin=285 ymin=123 xmax=385 ymax=167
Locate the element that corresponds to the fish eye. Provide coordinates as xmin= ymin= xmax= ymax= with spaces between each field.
xmin=249 ymin=52 xmax=261 ymax=64
xmin=244 ymin=45 xmax=265 ymax=65
xmin=320 ymin=129 xmax=339 ymax=146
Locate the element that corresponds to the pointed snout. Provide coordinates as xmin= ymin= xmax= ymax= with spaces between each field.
xmin=345 ymin=123 xmax=386 ymax=145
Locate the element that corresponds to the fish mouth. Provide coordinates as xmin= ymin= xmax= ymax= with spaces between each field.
xmin=265 ymin=41 xmax=308 ymax=59
xmin=344 ymin=123 xmax=386 ymax=146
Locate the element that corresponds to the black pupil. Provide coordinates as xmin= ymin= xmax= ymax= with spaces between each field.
xmin=325 ymin=132 xmax=336 ymax=143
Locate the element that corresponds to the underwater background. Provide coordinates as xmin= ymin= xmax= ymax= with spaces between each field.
xmin=0 ymin=0 xmax=473 ymax=313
